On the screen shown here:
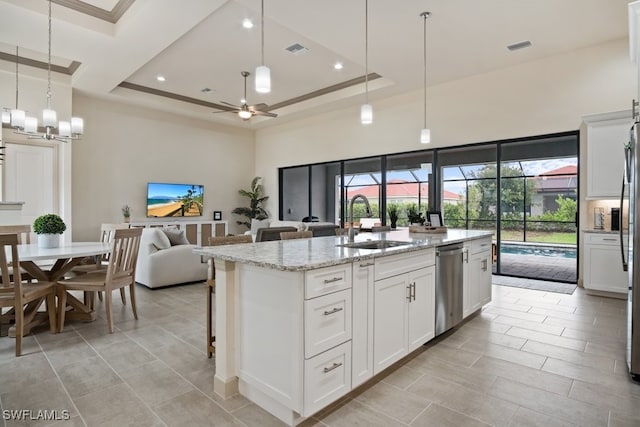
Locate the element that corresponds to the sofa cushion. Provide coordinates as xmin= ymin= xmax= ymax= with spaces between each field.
xmin=144 ymin=228 xmax=171 ymax=250
xmin=250 ymin=218 xmax=271 ymax=234
xmin=161 ymin=228 xmax=190 ymax=245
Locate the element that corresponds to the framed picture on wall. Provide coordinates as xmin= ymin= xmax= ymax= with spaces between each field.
xmin=427 ymin=211 xmax=443 ymax=227
xmin=213 ymin=211 xmax=222 ymax=221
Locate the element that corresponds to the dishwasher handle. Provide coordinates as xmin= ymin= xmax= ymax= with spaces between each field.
xmin=436 ymin=248 xmax=465 ymax=257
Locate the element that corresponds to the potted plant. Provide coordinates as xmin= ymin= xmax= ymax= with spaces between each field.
xmin=122 ymin=205 xmax=131 ymax=223
xmin=407 ymin=204 xmax=425 ymax=225
xmin=33 ymin=213 xmax=67 ymax=248
xmin=232 ymin=177 xmax=269 ymax=229
xmin=387 ymin=203 xmax=401 ymax=229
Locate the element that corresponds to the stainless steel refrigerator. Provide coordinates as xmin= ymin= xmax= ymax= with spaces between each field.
xmin=623 ymin=116 xmax=640 ymax=381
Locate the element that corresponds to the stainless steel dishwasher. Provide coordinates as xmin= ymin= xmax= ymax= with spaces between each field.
xmin=435 ymin=243 xmax=464 ymax=336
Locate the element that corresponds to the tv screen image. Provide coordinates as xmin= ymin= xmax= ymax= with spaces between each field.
xmin=147 ymin=183 xmax=204 ymax=217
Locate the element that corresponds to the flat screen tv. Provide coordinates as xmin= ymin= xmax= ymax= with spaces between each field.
xmin=147 ymin=182 xmax=204 ymax=217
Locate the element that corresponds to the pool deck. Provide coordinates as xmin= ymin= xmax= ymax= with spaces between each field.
xmin=496 ymin=252 xmax=576 ymax=282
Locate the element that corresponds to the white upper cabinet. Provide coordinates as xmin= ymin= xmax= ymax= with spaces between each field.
xmin=583 ymin=110 xmax=633 ymax=199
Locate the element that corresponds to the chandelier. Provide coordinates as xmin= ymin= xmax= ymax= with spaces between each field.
xmin=13 ymin=0 xmax=83 ymax=143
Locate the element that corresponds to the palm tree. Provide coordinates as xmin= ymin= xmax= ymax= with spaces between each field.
xmin=232 ymin=177 xmax=269 ymax=229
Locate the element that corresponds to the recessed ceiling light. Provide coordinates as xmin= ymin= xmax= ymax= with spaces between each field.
xmin=334 ymin=62 xmax=344 ymax=70
xmin=242 ymin=18 xmax=254 ymax=29
xmin=156 ymin=75 xmax=166 ymax=82
xmin=507 ymin=40 xmax=532 ymax=51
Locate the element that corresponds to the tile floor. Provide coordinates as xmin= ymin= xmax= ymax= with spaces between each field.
xmin=1 ymin=282 xmax=639 ymax=426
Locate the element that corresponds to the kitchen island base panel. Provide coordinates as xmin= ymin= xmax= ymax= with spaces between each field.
xmin=239 ymin=379 xmax=305 ymax=426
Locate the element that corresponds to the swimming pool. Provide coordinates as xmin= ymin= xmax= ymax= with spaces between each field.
xmin=500 ymin=243 xmax=577 ymax=259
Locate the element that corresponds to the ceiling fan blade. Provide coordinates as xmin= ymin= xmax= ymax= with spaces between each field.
xmin=251 ymin=103 xmax=269 ymax=110
xmin=220 ymin=101 xmax=240 ymax=108
xmin=252 ymin=110 xmax=278 ymax=118
xmin=212 ymin=110 xmax=238 ymax=114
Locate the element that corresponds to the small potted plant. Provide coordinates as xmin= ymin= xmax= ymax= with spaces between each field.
xmin=33 ymin=213 xmax=67 ymax=248
xmin=387 ymin=203 xmax=401 ymax=229
xmin=407 ymin=204 xmax=426 ymax=225
xmin=122 ymin=205 xmax=131 ymax=223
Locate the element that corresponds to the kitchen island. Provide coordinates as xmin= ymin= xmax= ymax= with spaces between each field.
xmin=194 ymin=229 xmax=493 ymax=425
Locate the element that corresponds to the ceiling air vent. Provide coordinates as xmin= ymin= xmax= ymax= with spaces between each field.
xmin=507 ymin=40 xmax=532 ymax=51
xmin=285 ymin=43 xmax=309 ymax=55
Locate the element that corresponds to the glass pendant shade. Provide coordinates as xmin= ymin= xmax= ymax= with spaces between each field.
xmin=43 ymin=108 xmax=57 ymax=127
xmin=255 ymin=65 xmax=271 ymax=93
xmin=58 ymin=121 xmax=71 ymax=137
xmin=71 ymin=117 xmax=84 ymax=135
xmin=10 ymin=109 xmax=25 ymax=129
xmin=238 ymin=110 xmax=252 ymax=119
xmin=24 ymin=116 xmax=38 ymax=133
xmin=420 ymin=128 xmax=431 ymax=144
xmin=361 ymin=103 xmax=373 ymax=124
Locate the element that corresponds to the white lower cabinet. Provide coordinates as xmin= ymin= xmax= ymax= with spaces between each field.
xmin=303 ymin=341 xmax=352 ymax=416
xmin=463 ymin=238 xmax=492 ymax=318
xmin=583 ymin=232 xmax=628 ymax=294
xmin=373 ymin=251 xmax=436 ymax=375
xmin=351 ymin=261 xmax=375 ymax=388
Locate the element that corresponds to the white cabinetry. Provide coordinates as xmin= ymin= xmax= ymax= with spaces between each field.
xmin=373 ymin=249 xmax=435 ymax=374
xmin=583 ymin=232 xmax=628 ymax=294
xmin=129 ymin=220 xmax=227 ymax=245
xmin=583 ymin=110 xmax=632 ymax=199
xmin=463 ymin=237 xmax=493 ymax=318
xmin=351 ymin=260 xmax=375 ymax=388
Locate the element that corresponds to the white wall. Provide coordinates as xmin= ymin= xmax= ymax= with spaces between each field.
xmin=255 ymin=38 xmax=635 ymax=217
xmin=72 ymin=93 xmax=255 ymax=239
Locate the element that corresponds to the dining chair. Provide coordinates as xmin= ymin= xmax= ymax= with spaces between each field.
xmin=255 ymin=226 xmax=297 ymax=242
xmin=0 ymin=224 xmax=34 ymax=283
xmin=280 ymin=230 xmax=313 ymax=240
xmin=371 ymin=225 xmax=392 ymax=232
xmin=56 ymin=228 xmax=142 ymax=333
xmin=207 ymin=234 xmax=252 ymax=358
xmin=72 ymin=223 xmax=130 ymax=306
xmin=0 ymin=234 xmax=57 ymax=356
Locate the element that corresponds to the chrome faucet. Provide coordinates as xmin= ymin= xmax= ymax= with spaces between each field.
xmin=348 ymin=194 xmax=372 ymax=242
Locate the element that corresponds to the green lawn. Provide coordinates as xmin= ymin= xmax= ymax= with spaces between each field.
xmin=500 ymin=230 xmax=576 ymax=245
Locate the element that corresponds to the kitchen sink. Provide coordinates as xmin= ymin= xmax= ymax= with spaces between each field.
xmin=336 ymin=240 xmax=411 ymax=250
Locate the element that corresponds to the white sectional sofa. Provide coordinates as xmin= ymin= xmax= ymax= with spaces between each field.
xmin=135 ymin=227 xmax=207 ymax=288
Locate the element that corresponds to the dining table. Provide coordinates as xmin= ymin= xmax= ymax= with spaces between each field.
xmin=10 ymin=241 xmax=111 ymax=336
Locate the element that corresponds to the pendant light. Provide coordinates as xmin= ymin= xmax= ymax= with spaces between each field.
xmin=2 ymin=46 xmax=26 ymax=128
xmin=420 ymin=11 xmax=431 ymax=144
xmin=16 ymin=0 xmax=83 ymax=142
xmin=360 ymin=0 xmax=372 ymax=125
xmin=255 ymin=0 xmax=271 ymax=93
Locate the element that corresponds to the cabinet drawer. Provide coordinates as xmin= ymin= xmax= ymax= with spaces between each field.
xmin=305 ymin=264 xmax=352 ymax=299
xmin=374 ymin=248 xmax=435 ymax=281
xmin=303 ymin=341 xmax=352 ymax=417
xmin=470 ymin=237 xmax=492 ymax=254
xmin=304 ymin=289 xmax=352 ymax=358
xmin=584 ymin=233 xmax=620 ymax=246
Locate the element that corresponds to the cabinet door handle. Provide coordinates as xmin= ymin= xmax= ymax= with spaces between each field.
xmin=323 ymin=307 xmax=343 ymax=316
xmin=359 ymin=262 xmax=374 ymax=267
xmin=406 ymin=285 xmax=412 ymax=302
xmin=482 ymin=259 xmax=488 ymax=271
xmin=323 ymin=277 xmax=342 ymax=284
xmin=411 ymin=282 xmax=416 ymax=302
xmin=602 ymin=238 xmax=617 ymax=242
xmin=463 ymin=249 xmax=469 ymax=263
xmin=323 ymin=362 xmax=343 ymax=373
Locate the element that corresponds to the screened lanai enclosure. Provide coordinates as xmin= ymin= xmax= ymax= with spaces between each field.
xmin=279 ymin=132 xmax=578 ymax=283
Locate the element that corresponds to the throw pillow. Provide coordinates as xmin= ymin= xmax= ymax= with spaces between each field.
xmin=161 ymin=228 xmax=190 ymax=246
xmin=250 ymin=218 xmax=271 ymax=234
xmin=145 ymin=228 xmax=171 ymax=250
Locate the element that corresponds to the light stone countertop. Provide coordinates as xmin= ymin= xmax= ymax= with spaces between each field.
xmin=193 ymin=228 xmax=493 ymax=272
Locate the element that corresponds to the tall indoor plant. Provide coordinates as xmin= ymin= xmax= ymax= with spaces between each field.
xmin=232 ymin=177 xmax=269 ymax=229
xmin=33 ymin=213 xmax=67 ymax=248
xmin=387 ymin=203 xmax=401 ymax=229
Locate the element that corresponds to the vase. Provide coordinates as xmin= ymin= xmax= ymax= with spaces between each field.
xmin=38 ymin=233 xmax=59 ymax=249
xmin=390 ymin=220 xmax=397 ymax=229
xmin=123 ymin=217 xmax=131 ymax=224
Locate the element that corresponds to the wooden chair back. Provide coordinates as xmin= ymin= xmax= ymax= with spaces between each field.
xmin=208 ymin=235 xmax=253 ymax=246
xmin=105 ymin=228 xmax=142 ymax=283
xmin=0 ymin=234 xmax=22 ymax=299
xmin=99 ymin=223 xmax=131 ymax=263
xmin=255 ymin=226 xmax=297 ymax=242
xmin=0 ymin=225 xmax=31 ymax=244
xmin=280 ymin=231 xmax=313 ymax=240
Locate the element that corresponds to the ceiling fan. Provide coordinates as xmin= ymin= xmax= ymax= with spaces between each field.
xmin=215 ymin=71 xmax=277 ymax=120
